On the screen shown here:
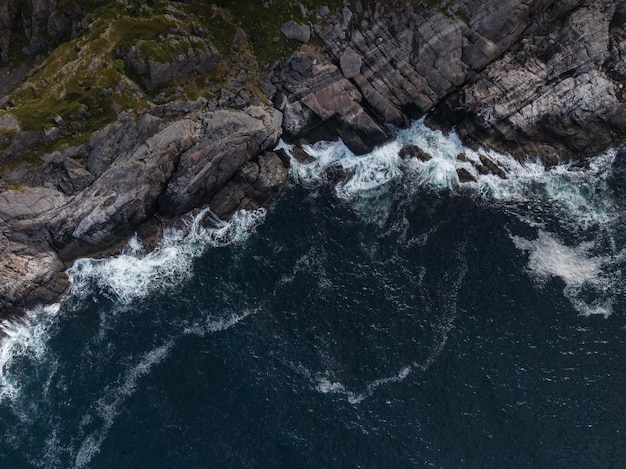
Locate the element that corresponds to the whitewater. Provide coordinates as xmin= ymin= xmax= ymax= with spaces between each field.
xmin=1 ymin=120 xmax=625 ymax=467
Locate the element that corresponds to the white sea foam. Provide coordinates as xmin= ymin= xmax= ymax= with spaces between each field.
xmin=68 ymin=208 xmax=266 ymax=303
xmin=182 ymin=309 xmax=256 ymax=337
xmin=512 ymin=230 xmax=617 ymax=317
xmin=0 ymin=304 xmax=60 ymax=403
xmin=316 ymin=365 xmax=413 ymax=405
xmin=284 ymin=119 xmax=617 ymax=229
xmin=74 ymin=340 xmax=174 ymax=468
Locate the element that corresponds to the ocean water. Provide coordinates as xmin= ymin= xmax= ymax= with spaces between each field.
xmin=1 ymin=120 xmax=626 ymax=467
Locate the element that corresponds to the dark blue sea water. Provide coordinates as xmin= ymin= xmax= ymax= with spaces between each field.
xmin=1 ymin=121 xmax=626 ymax=468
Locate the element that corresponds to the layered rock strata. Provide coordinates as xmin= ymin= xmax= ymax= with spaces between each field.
xmin=1 ymin=0 xmax=626 ymax=320
xmin=274 ymin=0 xmax=626 ymax=161
xmin=0 ymin=105 xmax=287 ymax=316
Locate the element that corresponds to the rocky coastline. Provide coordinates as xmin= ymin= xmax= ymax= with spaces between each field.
xmin=1 ymin=0 xmax=625 ymax=321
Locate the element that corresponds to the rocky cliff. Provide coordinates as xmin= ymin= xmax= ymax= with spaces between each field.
xmin=274 ymin=0 xmax=626 ymax=161
xmin=1 ymin=0 xmax=625 ymax=320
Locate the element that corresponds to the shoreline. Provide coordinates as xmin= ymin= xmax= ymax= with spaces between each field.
xmin=2 ymin=0 xmax=626 ymax=322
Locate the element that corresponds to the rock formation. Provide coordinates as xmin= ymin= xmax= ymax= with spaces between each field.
xmin=1 ymin=0 xmax=625 ymax=320
xmin=273 ymin=0 xmax=626 ymax=161
xmin=0 ymin=105 xmax=287 ymax=315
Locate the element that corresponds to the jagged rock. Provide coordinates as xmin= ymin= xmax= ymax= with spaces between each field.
xmin=275 ymin=0 xmax=626 ymax=162
xmin=399 ymin=145 xmax=432 ymax=162
xmin=48 ymin=117 xmax=199 ymax=259
xmin=456 ymin=167 xmax=477 ymax=183
xmin=0 ymin=0 xmax=86 ymax=63
xmin=4 ymin=0 xmax=626 ymax=321
xmin=158 ymin=106 xmax=283 ymax=217
xmin=0 ymin=228 xmax=69 ymax=314
xmin=429 ymin=0 xmax=626 ymax=161
xmin=209 ymin=151 xmax=289 ymax=219
xmin=277 ymin=55 xmax=389 ymax=154
xmin=281 ymin=20 xmax=311 ymax=43
xmin=290 ymin=146 xmax=316 ymax=164
xmin=479 ymin=154 xmax=507 ymax=179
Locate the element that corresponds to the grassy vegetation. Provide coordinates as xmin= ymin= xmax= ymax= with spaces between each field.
xmin=2 ymin=12 xmax=179 ymax=140
xmin=211 ymin=0 xmax=343 ymax=64
xmin=1 ymin=0 xmax=349 ymax=173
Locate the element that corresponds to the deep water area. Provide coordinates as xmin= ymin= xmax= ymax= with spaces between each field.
xmin=1 ymin=121 xmax=626 ymax=468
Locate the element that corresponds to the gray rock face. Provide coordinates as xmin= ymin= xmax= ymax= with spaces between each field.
xmin=3 ymin=0 xmax=626 ymax=320
xmin=431 ymin=0 xmax=626 ymax=160
xmin=0 ymin=104 xmax=286 ymax=317
xmin=276 ymin=54 xmax=390 ymax=155
xmin=0 ymin=0 xmax=83 ymax=63
xmin=159 ymin=106 xmax=283 ymax=217
xmin=209 ymin=150 xmax=289 ymax=218
xmin=0 ymin=186 xmax=68 ymax=223
xmin=276 ymin=0 xmax=626 ymax=161
xmin=281 ymin=20 xmax=311 ymax=43
xmin=339 ymin=48 xmax=361 ymax=79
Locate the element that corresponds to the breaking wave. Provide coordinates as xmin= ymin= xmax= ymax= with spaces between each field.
xmin=0 ymin=304 xmax=60 ymax=403
xmin=67 ymin=208 xmax=266 ymax=304
xmin=284 ymin=119 xmax=624 ymax=317
xmin=285 ymin=119 xmax=617 ymax=230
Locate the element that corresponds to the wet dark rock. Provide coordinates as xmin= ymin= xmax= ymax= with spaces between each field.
xmin=456 ymin=167 xmax=478 ymax=183
xmin=325 ymin=164 xmax=352 ymax=184
xmin=290 ymin=146 xmax=316 ymax=164
xmin=479 ymin=154 xmax=507 ymax=179
xmin=399 ymin=145 xmax=433 ymax=162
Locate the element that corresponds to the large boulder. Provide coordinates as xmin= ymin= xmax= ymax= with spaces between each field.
xmin=281 ymin=20 xmax=311 ymax=43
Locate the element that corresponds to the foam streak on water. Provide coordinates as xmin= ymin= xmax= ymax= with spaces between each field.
xmin=0 ymin=208 xmax=266 ymax=409
xmin=314 ymin=247 xmax=468 ymax=404
xmin=73 ymin=340 xmax=174 ymax=469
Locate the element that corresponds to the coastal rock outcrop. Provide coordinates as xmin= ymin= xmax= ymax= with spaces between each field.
xmin=2 ymin=0 xmax=626 ymax=321
xmin=274 ymin=0 xmax=626 ymax=161
xmin=159 ymin=106 xmax=283 ymax=217
xmin=430 ymin=0 xmax=626 ymax=161
xmin=124 ymin=35 xmax=221 ymax=90
xmin=0 ymin=105 xmax=286 ymax=315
